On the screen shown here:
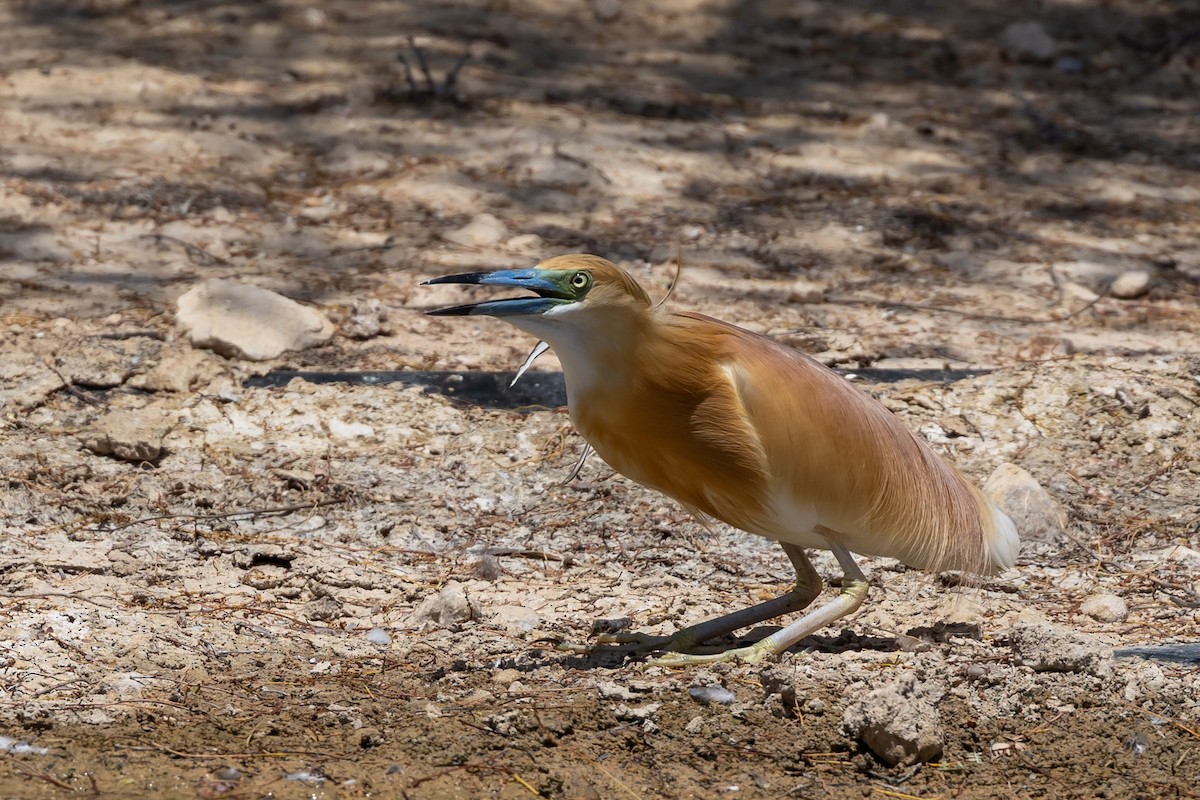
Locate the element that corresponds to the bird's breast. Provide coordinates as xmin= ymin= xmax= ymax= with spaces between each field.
xmin=567 ymin=378 xmax=776 ymax=536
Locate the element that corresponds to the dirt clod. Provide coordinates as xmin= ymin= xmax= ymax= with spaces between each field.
xmin=1010 ymin=622 xmax=1115 ymax=677
xmin=842 ymin=678 xmax=944 ymax=767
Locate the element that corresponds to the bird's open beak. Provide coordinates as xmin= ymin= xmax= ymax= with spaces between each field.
xmin=422 ymin=269 xmax=571 ymax=316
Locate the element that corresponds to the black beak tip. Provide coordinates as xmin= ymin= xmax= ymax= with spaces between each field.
xmin=426 ymin=303 xmax=477 ymax=317
xmin=422 ymin=272 xmax=488 ymax=286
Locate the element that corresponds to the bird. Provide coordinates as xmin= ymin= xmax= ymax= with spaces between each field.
xmin=423 ymin=254 xmax=1019 ymax=665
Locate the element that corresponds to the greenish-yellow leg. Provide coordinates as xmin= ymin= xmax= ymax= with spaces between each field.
xmin=557 ymin=543 xmax=826 ymax=659
xmin=649 ymin=544 xmax=869 ymax=666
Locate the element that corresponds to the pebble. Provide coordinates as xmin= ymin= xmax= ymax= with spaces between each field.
xmin=177 ymin=279 xmax=334 ymax=361
xmin=366 ymin=628 xmax=391 ymax=645
xmin=0 ymin=736 xmax=48 ymax=755
xmin=597 ymin=682 xmax=640 ymax=701
xmin=327 ymin=418 xmax=375 ymax=439
xmin=444 ymin=213 xmax=509 ymax=247
xmin=490 ymin=604 xmax=541 ymax=633
xmin=613 ymin=702 xmax=660 ymax=721
xmin=285 ymin=771 xmax=324 ymax=785
xmin=1109 ymin=270 xmax=1153 ymax=299
xmin=1000 ymin=21 xmax=1058 ymax=62
xmin=592 ymin=0 xmax=621 ymax=22
xmin=492 ymin=668 xmax=523 ymax=686
xmin=78 ymin=408 xmax=171 ymax=463
xmin=342 ymin=299 xmax=390 ymax=340
xmin=1080 ymin=593 xmax=1128 ymax=623
xmin=510 ymin=153 xmax=592 ymax=188
xmin=983 ymin=463 xmax=1066 ymax=543
xmin=127 ymin=348 xmax=216 ymax=392
xmin=689 ymin=685 xmax=736 ymax=706
xmin=408 ymin=581 xmax=475 ymax=627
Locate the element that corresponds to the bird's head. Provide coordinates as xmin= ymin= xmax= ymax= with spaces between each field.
xmin=423 ymin=254 xmax=651 ymax=338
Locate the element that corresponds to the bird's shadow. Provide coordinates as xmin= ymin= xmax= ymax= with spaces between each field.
xmin=244 ymin=366 xmax=991 ymax=411
xmin=244 ymin=369 xmax=567 ymax=410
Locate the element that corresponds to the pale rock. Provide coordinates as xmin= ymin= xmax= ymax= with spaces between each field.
xmin=79 ymin=408 xmax=172 ymax=463
xmin=1109 ymin=270 xmax=1153 ymax=299
xmin=444 ymin=213 xmax=509 ymax=247
xmin=342 ymin=299 xmax=390 ymax=340
xmin=842 ymin=678 xmax=944 ymax=766
xmin=492 ymin=668 xmax=523 ymax=686
xmin=597 ymin=682 xmax=640 ymax=701
xmin=613 ymin=702 xmax=661 ymax=721
xmin=859 ymin=112 xmax=912 ymax=146
xmin=327 ymin=418 xmax=375 ymax=439
xmin=506 ymin=233 xmax=545 ymax=253
xmin=984 ymin=463 xmax=1066 ymax=543
xmin=592 ymin=0 xmax=621 ymax=22
xmin=177 ymin=279 xmax=333 ymax=361
xmin=366 ymin=628 xmax=391 ymax=645
xmin=1000 ymin=21 xmax=1058 ymax=62
xmin=127 ymin=348 xmax=218 ymax=392
xmin=1080 ymin=593 xmax=1128 ymax=623
xmin=788 ymin=279 xmax=826 ymax=304
xmin=1010 ymin=622 xmax=1114 ymax=677
xmin=408 ymin=581 xmax=475 ymax=627
xmin=689 ymin=685 xmax=736 ymax=706
xmin=489 ymin=604 xmax=541 ymax=633
xmin=509 ymin=153 xmax=592 ymax=188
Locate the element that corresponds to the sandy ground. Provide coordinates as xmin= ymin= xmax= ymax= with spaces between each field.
xmin=1 ymin=0 xmax=1199 ymax=797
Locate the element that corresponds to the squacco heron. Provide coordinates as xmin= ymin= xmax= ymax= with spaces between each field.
xmin=424 ymin=254 xmax=1019 ymax=665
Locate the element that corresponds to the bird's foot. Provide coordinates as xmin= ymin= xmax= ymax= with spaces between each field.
xmin=648 ymin=639 xmax=776 ymax=667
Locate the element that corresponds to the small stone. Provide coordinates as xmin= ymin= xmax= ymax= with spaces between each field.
xmin=1010 ymin=622 xmax=1114 ymax=677
xmin=58 ymin=339 xmax=157 ymax=389
xmin=1000 ymin=21 xmax=1058 ymax=62
xmin=597 ymin=682 xmax=640 ymax=701
xmin=305 ymin=596 xmax=344 ymax=622
xmin=983 ymin=463 xmax=1065 ymax=543
xmin=79 ymin=408 xmax=171 ymax=463
xmin=592 ymin=0 xmax=621 ymax=22
xmin=127 ymin=348 xmax=218 ymax=393
xmin=689 ymin=685 xmax=736 ymax=706
xmin=1080 ymin=593 xmax=1128 ymax=623
xmin=1109 ymin=270 xmax=1153 ymax=299
xmin=177 ymin=279 xmax=334 ymax=361
xmin=509 ymin=153 xmax=592 ymax=188
xmin=842 ymin=679 xmax=944 ymax=766
xmin=613 ymin=702 xmax=660 ymax=721
xmin=444 ymin=213 xmax=509 ymax=247
xmin=366 ymin=628 xmax=391 ymax=645
xmin=242 ymin=565 xmax=289 ymax=590
xmin=490 ymin=604 xmax=541 ymax=633
xmin=788 ymin=279 xmax=826 ymax=304
xmin=342 ymin=299 xmax=390 ymax=340
xmin=327 ymin=418 xmax=375 ymax=439
xmin=506 ymin=233 xmax=544 ymax=253
xmin=408 ymin=581 xmax=475 ymax=627
xmin=492 ymin=668 xmax=523 ymax=686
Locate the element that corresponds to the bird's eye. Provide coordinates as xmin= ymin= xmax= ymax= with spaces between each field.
xmin=571 ymin=272 xmax=590 ymax=289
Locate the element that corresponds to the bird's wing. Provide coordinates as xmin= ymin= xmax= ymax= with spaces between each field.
xmin=675 ymin=312 xmax=1013 ymax=575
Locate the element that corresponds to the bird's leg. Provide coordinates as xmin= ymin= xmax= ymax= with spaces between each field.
xmin=557 ymin=543 xmax=822 ymax=657
xmin=649 ymin=545 xmax=868 ymax=667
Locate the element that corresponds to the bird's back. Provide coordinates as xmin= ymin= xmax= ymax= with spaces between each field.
xmin=568 ymin=309 xmax=1017 ymax=576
